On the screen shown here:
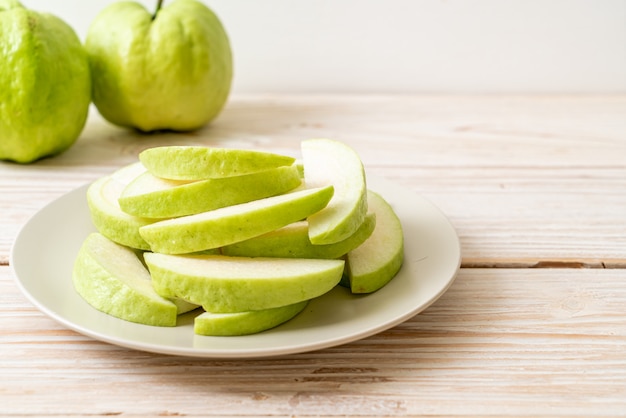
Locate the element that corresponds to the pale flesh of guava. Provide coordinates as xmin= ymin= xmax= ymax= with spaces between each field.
xmin=139 ymin=185 xmax=334 ymax=254
xmin=119 ymin=164 xmax=302 ymax=218
xmin=145 ymin=253 xmax=344 ymax=312
xmin=139 ymin=146 xmax=296 ymax=180
xmin=194 ymin=301 xmax=308 ymax=336
xmin=73 ymin=233 xmax=178 ymax=326
xmin=222 ymin=212 xmax=376 ymax=259
xmin=87 ymin=162 xmax=155 ymax=251
xmin=302 ymin=139 xmax=368 ymax=245
xmin=346 ymin=191 xmax=404 ymax=293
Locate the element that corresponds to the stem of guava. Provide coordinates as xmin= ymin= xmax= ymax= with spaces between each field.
xmin=152 ymin=0 xmax=164 ymax=20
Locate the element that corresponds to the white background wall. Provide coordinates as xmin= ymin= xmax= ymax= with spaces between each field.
xmin=22 ymin=0 xmax=626 ymax=94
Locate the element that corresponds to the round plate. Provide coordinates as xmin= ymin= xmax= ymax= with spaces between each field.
xmin=11 ymin=175 xmax=460 ymax=358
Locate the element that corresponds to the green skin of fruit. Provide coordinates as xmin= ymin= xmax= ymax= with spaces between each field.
xmin=222 ymin=212 xmax=376 ymax=259
xmin=194 ymin=300 xmax=308 ymax=336
xmin=346 ymin=191 xmax=404 ymax=294
xmin=73 ymin=233 xmax=178 ymax=327
xmin=139 ymin=146 xmax=296 ymax=181
xmin=302 ymin=139 xmax=368 ymax=245
xmin=0 ymin=0 xmax=91 ymax=163
xmin=87 ymin=163 xmax=155 ymax=251
xmin=145 ymin=253 xmax=344 ymax=312
xmin=139 ymin=185 xmax=334 ymax=254
xmin=85 ymin=0 xmax=232 ymax=132
xmin=119 ymin=164 xmax=302 ymax=219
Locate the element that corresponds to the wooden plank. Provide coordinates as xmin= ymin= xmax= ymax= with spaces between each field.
xmin=373 ymin=165 xmax=626 ymax=267
xmin=2 ymin=266 xmax=625 ymax=416
xmin=4 ymin=180 xmax=624 ymax=267
xmin=2 ymin=95 xmax=625 ymax=265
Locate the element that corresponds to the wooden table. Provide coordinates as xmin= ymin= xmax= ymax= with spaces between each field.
xmin=1 ymin=95 xmax=625 ymax=417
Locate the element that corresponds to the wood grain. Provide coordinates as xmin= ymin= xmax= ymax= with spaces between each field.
xmin=2 ymin=266 xmax=625 ymax=416
xmin=1 ymin=95 xmax=625 ymax=266
xmin=1 ymin=95 xmax=625 ymax=417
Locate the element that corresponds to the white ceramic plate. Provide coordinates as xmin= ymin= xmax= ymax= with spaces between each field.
xmin=11 ymin=175 xmax=460 ymax=358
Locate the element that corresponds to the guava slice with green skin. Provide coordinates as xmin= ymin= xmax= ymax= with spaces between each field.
xmin=194 ymin=301 xmax=308 ymax=336
xmin=85 ymin=0 xmax=232 ymax=132
xmin=139 ymin=185 xmax=334 ymax=254
xmin=73 ymin=233 xmax=178 ymax=327
xmin=145 ymin=253 xmax=344 ymax=312
xmin=139 ymin=146 xmax=296 ymax=181
xmin=0 ymin=0 xmax=91 ymax=163
xmin=87 ymin=162 xmax=155 ymax=251
xmin=346 ymin=191 xmax=404 ymax=293
xmin=302 ymin=138 xmax=368 ymax=245
xmin=119 ymin=164 xmax=302 ymax=218
xmin=221 ymin=212 xmax=376 ymax=259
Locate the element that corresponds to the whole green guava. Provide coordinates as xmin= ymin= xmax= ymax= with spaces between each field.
xmin=85 ymin=0 xmax=233 ymax=132
xmin=0 ymin=0 xmax=91 ymax=164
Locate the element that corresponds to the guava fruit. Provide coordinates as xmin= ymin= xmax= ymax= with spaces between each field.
xmin=85 ymin=0 xmax=233 ymax=132
xmin=0 ymin=0 xmax=91 ymax=163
